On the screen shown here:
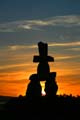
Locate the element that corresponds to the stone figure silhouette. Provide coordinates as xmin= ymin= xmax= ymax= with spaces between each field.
xmin=26 ymin=42 xmax=58 ymax=98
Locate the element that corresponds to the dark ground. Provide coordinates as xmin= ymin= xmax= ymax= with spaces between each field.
xmin=0 ymin=95 xmax=80 ymax=120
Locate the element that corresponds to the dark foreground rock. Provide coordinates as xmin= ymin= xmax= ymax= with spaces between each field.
xmin=0 ymin=95 xmax=80 ymax=120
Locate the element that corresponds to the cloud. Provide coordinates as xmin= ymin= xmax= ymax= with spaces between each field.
xmin=67 ymin=47 xmax=80 ymax=51
xmin=1 ymin=41 xmax=79 ymax=53
xmin=0 ymin=63 xmax=31 ymax=70
xmin=8 ymin=44 xmax=37 ymax=50
xmin=0 ymin=15 xmax=80 ymax=32
xmin=8 ymin=41 xmax=80 ymax=51
xmin=48 ymin=41 xmax=80 ymax=47
xmin=55 ymin=55 xmax=79 ymax=60
xmin=47 ymin=15 xmax=80 ymax=26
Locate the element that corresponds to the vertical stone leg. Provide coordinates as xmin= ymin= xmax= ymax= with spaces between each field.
xmin=26 ymin=74 xmax=42 ymax=98
xmin=45 ymin=80 xmax=58 ymax=96
xmin=45 ymin=73 xmax=58 ymax=97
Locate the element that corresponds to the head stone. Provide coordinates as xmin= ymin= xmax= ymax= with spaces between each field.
xmin=38 ymin=42 xmax=48 ymax=57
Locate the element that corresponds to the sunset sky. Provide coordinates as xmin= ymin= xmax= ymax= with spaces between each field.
xmin=0 ymin=0 xmax=80 ymax=97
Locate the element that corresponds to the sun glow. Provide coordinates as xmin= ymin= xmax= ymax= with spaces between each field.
xmin=42 ymin=90 xmax=46 ymax=96
xmin=40 ymin=81 xmax=46 ymax=96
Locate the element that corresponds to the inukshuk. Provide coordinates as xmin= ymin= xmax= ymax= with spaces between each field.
xmin=26 ymin=42 xmax=58 ymax=98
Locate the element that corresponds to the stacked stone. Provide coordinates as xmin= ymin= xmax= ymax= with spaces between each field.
xmin=26 ymin=42 xmax=58 ymax=98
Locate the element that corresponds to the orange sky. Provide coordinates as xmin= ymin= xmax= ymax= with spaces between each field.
xmin=0 ymin=62 xmax=80 ymax=97
xmin=0 ymin=42 xmax=80 ymax=97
